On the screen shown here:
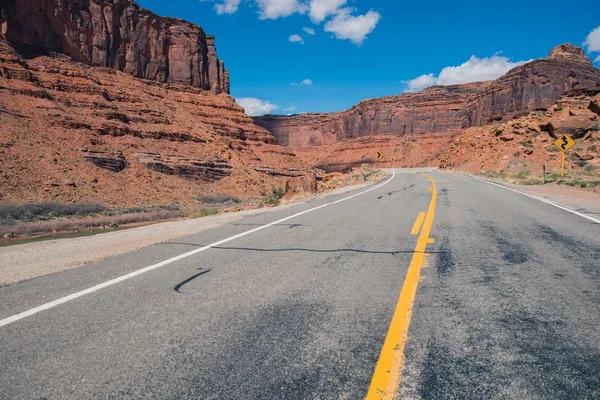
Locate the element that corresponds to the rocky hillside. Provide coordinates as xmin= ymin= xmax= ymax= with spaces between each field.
xmin=0 ymin=39 xmax=309 ymax=207
xmin=255 ymin=44 xmax=600 ymax=149
xmin=0 ymin=0 xmax=229 ymax=93
xmin=440 ymin=88 xmax=600 ymax=175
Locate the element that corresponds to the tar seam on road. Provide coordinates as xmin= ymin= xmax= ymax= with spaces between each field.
xmin=462 ymin=174 xmax=600 ymax=224
xmin=366 ymin=173 xmax=438 ymax=400
xmin=0 ymin=172 xmax=396 ymax=329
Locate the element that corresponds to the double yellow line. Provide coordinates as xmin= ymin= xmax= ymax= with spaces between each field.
xmin=366 ymin=173 xmax=438 ymax=400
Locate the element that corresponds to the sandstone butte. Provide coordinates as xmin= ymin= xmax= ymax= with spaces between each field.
xmin=254 ymin=44 xmax=600 ymax=171
xmin=1 ymin=0 xmax=229 ymax=93
xmin=0 ymin=0 xmax=314 ymax=207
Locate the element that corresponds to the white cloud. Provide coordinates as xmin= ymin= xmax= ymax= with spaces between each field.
xmin=289 ymin=34 xmax=304 ymax=44
xmin=584 ymin=25 xmax=600 ymax=53
xmin=403 ymin=73 xmax=436 ymax=92
xmin=303 ymin=27 xmax=316 ymax=35
xmin=403 ymin=54 xmax=529 ymax=92
xmin=256 ymin=0 xmax=306 ymax=19
xmin=236 ymin=98 xmax=279 ymax=116
xmin=324 ymin=8 xmax=381 ymax=45
xmin=309 ymin=0 xmax=346 ymax=23
xmin=291 ymin=78 xmax=313 ymax=86
xmin=214 ymin=0 xmax=241 ymax=14
xmin=595 ymin=55 xmax=600 ymax=64
xmin=283 ymin=105 xmax=297 ymax=113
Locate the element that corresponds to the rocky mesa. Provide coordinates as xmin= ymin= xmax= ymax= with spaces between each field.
xmin=0 ymin=2 xmax=314 ymax=207
xmin=0 ymin=0 xmax=229 ymax=93
xmin=255 ymin=44 xmax=600 ymax=150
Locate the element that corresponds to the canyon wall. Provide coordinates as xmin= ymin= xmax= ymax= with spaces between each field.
xmin=0 ymin=0 xmax=229 ymax=93
xmin=255 ymin=44 xmax=600 ymax=148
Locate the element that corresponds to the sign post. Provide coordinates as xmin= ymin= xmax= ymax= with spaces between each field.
xmin=376 ymin=152 xmax=382 ymax=170
xmin=553 ymin=134 xmax=575 ymax=177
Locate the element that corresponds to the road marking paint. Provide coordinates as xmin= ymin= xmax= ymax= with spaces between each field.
xmin=410 ymin=212 xmax=426 ymax=235
xmin=429 ymin=187 xmax=432 ymax=192
xmin=0 ymin=172 xmax=398 ymax=329
xmin=427 ymin=238 xmax=435 ymax=244
xmin=462 ymin=174 xmax=600 ymax=224
xmin=366 ymin=173 xmax=437 ymax=400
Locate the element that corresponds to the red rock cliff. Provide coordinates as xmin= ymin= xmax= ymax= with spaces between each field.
xmin=0 ymin=0 xmax=229 ymax=93
xmin=254 ymin=44 xmax=600 ymax=148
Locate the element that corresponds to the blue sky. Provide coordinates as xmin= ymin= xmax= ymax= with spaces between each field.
xmin=137 ymin=0 xmax=600 ymax=115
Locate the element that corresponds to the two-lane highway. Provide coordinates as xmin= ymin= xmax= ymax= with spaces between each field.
xmin=1 ymin=170 xmax=599 ymax=399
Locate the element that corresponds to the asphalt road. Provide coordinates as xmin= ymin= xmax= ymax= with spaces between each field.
xmin=1 ymin=170 xmax=599 ymax=399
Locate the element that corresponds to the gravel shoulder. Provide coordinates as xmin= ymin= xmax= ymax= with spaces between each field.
xmin=0 ymin=180 xmax=378 ymax=286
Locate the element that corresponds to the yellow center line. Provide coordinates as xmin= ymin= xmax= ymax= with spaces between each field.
xmin=366 ymin=173 xmax=438 ymax=400
xmin=410 ymin=212 xmax=426 ymax=235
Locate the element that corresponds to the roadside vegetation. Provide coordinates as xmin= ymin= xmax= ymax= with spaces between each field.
xmin=476 ymin=169 xmax=600 ymax=190
xmin=0 ymin=202 xmax=185 ymax=240
xmin=262 ymin=187 xmax=285 ymax=206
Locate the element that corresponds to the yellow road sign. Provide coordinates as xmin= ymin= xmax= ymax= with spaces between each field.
xmin=376 ymin=152 xmax=382 ymax=159
xmin=554 ymin=134 xmax=575 ymax=153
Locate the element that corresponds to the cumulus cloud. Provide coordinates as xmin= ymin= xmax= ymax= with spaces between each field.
xmin=403 ymin=54 xmax=529 ymax=92
xmin=324 ymin=8 xmax=381 ymax=45
xmin=289 ymin=34 xmax=304 ymax=44
xmin=256 ymin=0 xmax=306 ymax=19
xmin=291 ymin=78 xmax=313 ymax=86
xmin=309 ymin=0 xmax=346 ymax=23
xmin=584 ymin=25 xmax=600 ymax=53
xmin=303 ymin=27 xmax=316 ymax=35
xmin=214 ymin=0 xmax=241 ymax=14
xmin=236 ymin=98 xmax=279 ymax=116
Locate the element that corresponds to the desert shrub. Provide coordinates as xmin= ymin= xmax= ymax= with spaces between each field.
xmin=263 ymin=187 xmax=285 ymax=205
xmin=575 ymin=160 xmax=588 ymax=168
xmin=0 ymin=209 xmax=185 ymax=237
xmin=584 ymin=164 xmax=598 ymax=172
xmin=591 ymin=123 xmax=600 ymax=131
xmin=515 ymin=170 xmax=531 ymax=179
xmin=105 ymin=203 xmax=181 ymax=216
xmin=0 ymin=202 xmax=105 ymax=222
xmin=189 ymin=208 xmax=219 ymax=218
xmin=547 ymin=146 xmax=559 ymax=152
xmin=195 ymin=194 xmax=241 ymax=204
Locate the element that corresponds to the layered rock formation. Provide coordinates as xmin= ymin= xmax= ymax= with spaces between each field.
xmin=0 ymin=38 xmax=309 ymax=206
xmin=255 ymin=44 xmax=600 ymax=148
xmin=0 ymin=0 xmax=229 ymax=93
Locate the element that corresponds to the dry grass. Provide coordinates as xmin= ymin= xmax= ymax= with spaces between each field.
xmin=0 ymin=209 xmax=186 ymax=238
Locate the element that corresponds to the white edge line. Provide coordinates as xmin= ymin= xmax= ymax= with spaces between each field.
xmin=461 ymin=173 xmax=600 ymax=224
xmin=0 ymin=172 xmax=396 ymax=328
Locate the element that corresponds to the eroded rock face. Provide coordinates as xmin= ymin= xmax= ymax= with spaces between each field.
xmin=135 ymin=153 xmax=232 ymax=182
xmin=83 ymin=150 xmax=127 ymax=172
xmin=0 ymin=0 xmax=229 ymax=93
xmin=255 ymin=44 xmax=600 ymax=148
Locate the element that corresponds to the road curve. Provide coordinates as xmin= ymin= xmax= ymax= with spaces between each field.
xmin=1 ymin=170 xmax=599 ymax=399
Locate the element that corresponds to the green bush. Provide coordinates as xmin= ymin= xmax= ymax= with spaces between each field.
xmin=519 ymin=141 xmax=533 ymax=148
xmin=584 ymin=164 xmax=598 ymax=172
xmin=263 ymin=187 xmax=285 ymax=206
